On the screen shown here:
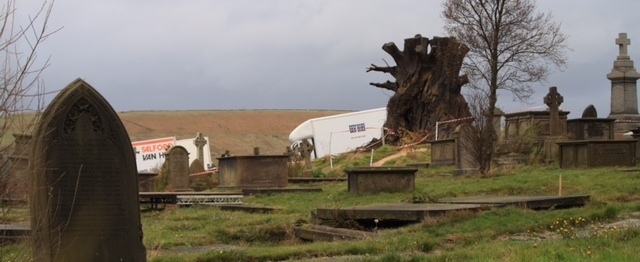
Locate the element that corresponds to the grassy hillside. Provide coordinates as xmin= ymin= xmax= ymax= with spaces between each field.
xmin=119 ymin=110 xmax=349 ymax=158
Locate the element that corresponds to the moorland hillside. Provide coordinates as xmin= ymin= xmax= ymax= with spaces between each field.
xmin=119 ymin=110 xmax=349 ymax=158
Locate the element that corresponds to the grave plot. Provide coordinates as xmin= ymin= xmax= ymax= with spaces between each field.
xmin=307 ymin=194 xmax=590 ymax=241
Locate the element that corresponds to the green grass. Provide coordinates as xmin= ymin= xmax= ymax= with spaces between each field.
xmin=4 ymin=147 xmax=640 ymax=261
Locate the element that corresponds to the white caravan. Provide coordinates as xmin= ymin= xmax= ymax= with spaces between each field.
xmin=289 ymin=108 xmax=387 ymax=159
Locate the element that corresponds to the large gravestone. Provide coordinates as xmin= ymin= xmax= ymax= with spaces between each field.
xmin=218 ymin=155 xmax=289 ymax=188
xmin=30 ymin=79 xmax=146 ymax=261
xmin=607 ymin=33 xmax=640 ymax=137
xmin=165 ymin=145 xmax=193 ymax=192
xmin=453 ymin=123 xmax=479 ymax=175
xmin=428 ymin=138 xmax=455 ymax=166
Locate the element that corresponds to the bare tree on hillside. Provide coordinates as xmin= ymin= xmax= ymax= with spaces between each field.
xmin=0 ymin=0 xmax=57 ymax=223
xmin=443 ymin=0 xmax=568 ymax=173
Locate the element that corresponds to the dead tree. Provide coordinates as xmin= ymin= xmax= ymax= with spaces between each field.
xmin=367 ymin=35 xmax=472 ymax=142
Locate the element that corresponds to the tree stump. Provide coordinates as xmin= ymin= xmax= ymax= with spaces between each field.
xmin=368 ymin=34 xmax=472 ymax=142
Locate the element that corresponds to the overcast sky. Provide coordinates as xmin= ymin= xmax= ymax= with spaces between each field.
xmin=16 ymin=0 xmax=640 ymax=118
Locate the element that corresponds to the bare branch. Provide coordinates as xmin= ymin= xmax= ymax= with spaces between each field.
xmin=369 ymin=81 xmax=397 ymax=91
xmin=0 ymin=0 xmax=58 ymax=203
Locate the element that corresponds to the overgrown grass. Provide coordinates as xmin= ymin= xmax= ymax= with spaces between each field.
xmin=4 ymin=147 xmax=640 ymax=261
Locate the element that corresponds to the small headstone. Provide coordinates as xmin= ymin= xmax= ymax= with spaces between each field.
xmin=30 ymin=79 xmax=146 ymax=261
xmin=166 ymin=146 xmax=193 ymax=192
xmin=582 ymin=104 xmax=598 ymax=118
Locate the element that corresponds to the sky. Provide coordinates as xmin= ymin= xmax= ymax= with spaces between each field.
xmin=15 ymin=0 xmax=640 ymax=118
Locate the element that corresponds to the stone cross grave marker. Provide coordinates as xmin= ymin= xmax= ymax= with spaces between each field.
xmin=616 ymin=33 xmax=631 ymax=59
xmin=30 ymin=78 xmax=146 ymax=262
xmin=166 ymin=145 xmax=193 ymax=191
xmin=544 ymin=86 xmax=564 ymax=136
xmin=193 ymin=132 xmax=207 ymax=162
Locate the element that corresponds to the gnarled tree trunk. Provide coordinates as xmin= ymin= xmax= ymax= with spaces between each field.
xmin=368 ymin=35 xmax=471 ymax=141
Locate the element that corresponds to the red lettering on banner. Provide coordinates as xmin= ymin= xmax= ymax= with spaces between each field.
xmin=140 ymin=143 xmax=173 ymax=153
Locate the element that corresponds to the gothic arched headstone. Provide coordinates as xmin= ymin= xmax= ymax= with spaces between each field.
xmin=30 ymin=78 xmax=146 ymax=261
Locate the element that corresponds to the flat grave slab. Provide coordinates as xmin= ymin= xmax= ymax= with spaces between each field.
xmin=315 ymin=203 xmax=485 ymax=222
xmin=177 ymin=195 xmax=243 ymax=206
xmin=140 ymin=192 xmax=243 ymax=209
xmin=214 ymin=205 xmax=280 ymax=213
xmin=0 ymin=224 xmax=30 ymax=244
xmin=242 ymin=188 xmax=322 ymax=195
xmin=288 ymin=177 xmax=347 ymax=183
xmin=437 ymin=195 xmax=590 ymax=209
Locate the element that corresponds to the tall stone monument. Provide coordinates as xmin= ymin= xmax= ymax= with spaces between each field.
xmin=30 ymin=79 xmax=146 ymax=261
xmin=607 ymin=33 xmax=640 ymax=137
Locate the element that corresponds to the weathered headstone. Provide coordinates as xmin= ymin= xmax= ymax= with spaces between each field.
xmin=453 ymin=123 xmax=479 ymax=175
xmin=607 ymin=33 xmax=640 ymax=137
xmin=30 ymin=78 xmax=146 ymax=261
xmin=300 ymin=139 xmax=314 ymax=170
xmin=218 ymin=155 xmax=289 ymax=188
xmin=428 ymin=138 xmax=455 ymax=166
xmin=345 ymin=167 xmax=417 ymax=194
xmin=193 ymin=132 xmax=207 ymax=162
xmin=582 ymin=105 xmax=598 ymax=118
xmin=165 ymin=145 xmax=193 ymax=192
xmin=6 ymin=133 xmax=32 ymax=201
